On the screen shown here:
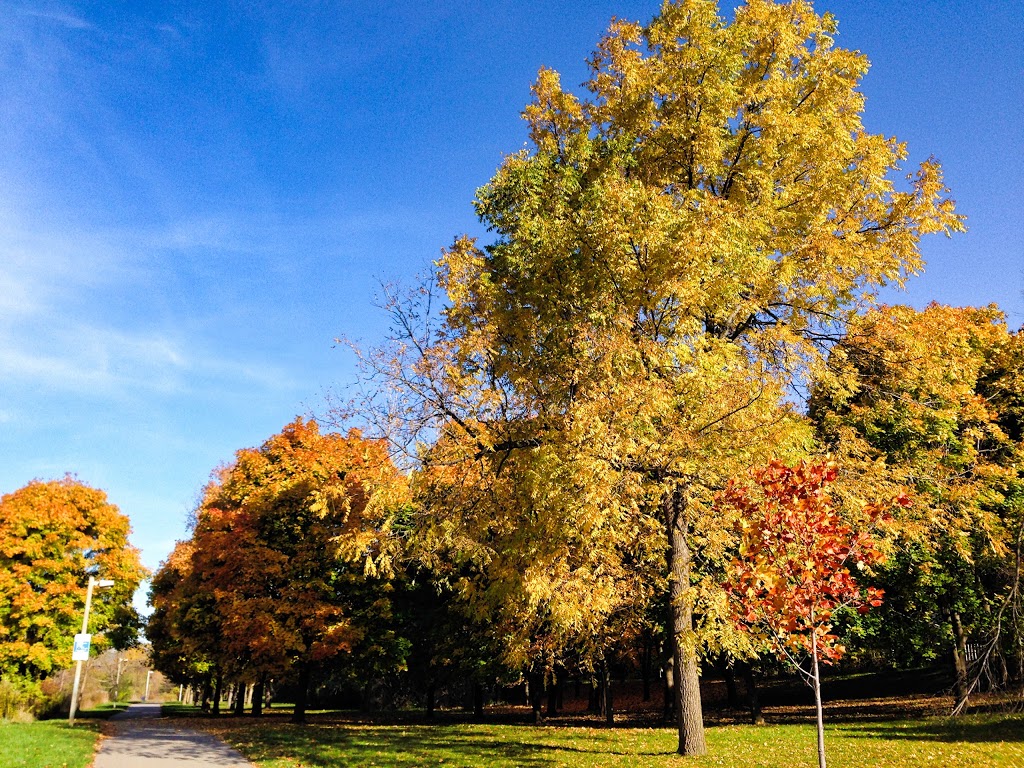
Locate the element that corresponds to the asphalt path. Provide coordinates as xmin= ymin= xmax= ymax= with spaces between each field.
xmin=92 ymin=703 xmax=254 ymax=768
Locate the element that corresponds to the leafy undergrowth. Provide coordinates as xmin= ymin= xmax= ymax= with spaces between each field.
xmin=183 ymin=710 xmax=1024 ymax=768
xmin=0 ymin=720 xmax=100 ymax=768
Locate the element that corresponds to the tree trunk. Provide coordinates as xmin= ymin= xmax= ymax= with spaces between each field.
xmin=663 ymin=654 xmax=675 ymax=721
xmin=995 ymin=644 xmax=1010 ymax=689
xmin=666 ymin=489 xmax=707 ymax=756
xmin=426 ymin=682 xmax=436 ymax=718
xmin=201 ymin=677 xmax=212 ymax=713
xmin=951 ymin=610 xmax=970 ymax=713
xmin=724 ymin=660 xmax=740 ymax=709
xmin=546 ymin=677 xmax=558 ymax=717
xmin=291 ymin=661 xmax=311 ymax=724
xmin=529 ymin=671 xmax=544 ymax=725
xmin=741 ymin=661 xmax=764 ymax=724
xmin=602 ymin=659 xmax=614 ymax=725
xmin=472 ymin=681 xmax=484 ymax=721
xmin=811 ymin=620 xmax=827 ymax=768
xmin=252 ymin=677 xmax=264 ymax=717
xmin=641 ymin=638 xmax=652 ymax=702
xmin=233 ymin=683 xmax=245 ymax=716
xmin=212 ymin=673 xmax=222 ymax=717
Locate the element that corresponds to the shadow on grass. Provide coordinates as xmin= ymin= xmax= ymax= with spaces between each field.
xmin=222 ymin=722 xmax=675 ymax=767
xmin=836 ymin=714 xmax=1024 ymax=744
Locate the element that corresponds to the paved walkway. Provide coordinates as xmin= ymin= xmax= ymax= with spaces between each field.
xmin=92 ymin=703 xmax=254 ymax=768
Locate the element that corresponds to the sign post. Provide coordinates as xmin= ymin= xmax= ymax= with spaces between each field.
xmin=68 ymin=577 xmax=114 ymax=725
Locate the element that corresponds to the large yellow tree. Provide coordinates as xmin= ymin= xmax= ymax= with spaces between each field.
xmin=359 ymin=0 xmax=962 ymax=754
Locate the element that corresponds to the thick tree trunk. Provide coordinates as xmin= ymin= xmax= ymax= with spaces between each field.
xmin=233 ymin=683 xmax=245 ymax=716
xmin=951 ymin=611 xmax=970 ymax=712
xmin=741 ymin=661 xmax=764 ymax=725
xmin=426 ymin=682 xmax=436 ymax=718
xmin=666 ymin=489 xmax=707 ymax=756
xmin=252 ymin=677 xmax=264 ymax=717
xmin=291 ymin=661 xmax=311 ymax=724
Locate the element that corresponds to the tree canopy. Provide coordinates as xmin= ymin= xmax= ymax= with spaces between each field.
xmin=0 ymin=477 xmax=146 ymax=680
xmin=148 ymin=418 xmax=410 ymax=721
xmin=359 ymin=0 xmax=962 ymax=754
xmin=810 ymin=303 xmax=1024 ymax=709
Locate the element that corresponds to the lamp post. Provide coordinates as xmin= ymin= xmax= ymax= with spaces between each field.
xmin=68 ymin=576 xmax=114 ymax=725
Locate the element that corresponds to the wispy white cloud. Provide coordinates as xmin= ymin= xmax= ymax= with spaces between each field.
xmin=134 ymin=209 xmax=428 ymax=255
xmin=17 ymin=7 xmax=94 ymax=31
xmin=0 ymin=209 xmax=310 ymax=401
xmin=0 ymin=319 xmax=302 ymax=399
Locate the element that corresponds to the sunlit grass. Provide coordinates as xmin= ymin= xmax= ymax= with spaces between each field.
xmin=0 ymin=720 xmax=100 ymax=768
xmin=193 ymin=712 xmax=1024 ymax=768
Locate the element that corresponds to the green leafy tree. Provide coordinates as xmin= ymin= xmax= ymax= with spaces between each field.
xmin=810 ymin=304 xmax=1024 ymax=710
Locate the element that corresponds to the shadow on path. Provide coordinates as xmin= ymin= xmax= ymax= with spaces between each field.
xmin=94 ymin=703 xmax=254 ymax=767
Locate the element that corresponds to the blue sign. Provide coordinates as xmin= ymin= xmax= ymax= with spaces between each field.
xmin=72 ymin=633 xmax=92 ymax=661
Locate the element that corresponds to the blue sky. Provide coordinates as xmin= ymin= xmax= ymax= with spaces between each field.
xmin=1 ymin=0 xmax=1021 ymax=609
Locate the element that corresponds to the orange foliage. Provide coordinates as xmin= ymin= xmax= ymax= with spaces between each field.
xmin=0 ymin=477 xmax=146 ymax=679
xmin=721 ymin=460 xmax=904 ymax=664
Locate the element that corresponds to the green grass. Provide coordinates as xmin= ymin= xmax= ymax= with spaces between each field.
xmin=198 ymin=713 xmax=1024 ymax=768
xmin=81 ymin=701 xmax=129 ymax=716
xmin=0 ymin=720 xmax=100 ymax=768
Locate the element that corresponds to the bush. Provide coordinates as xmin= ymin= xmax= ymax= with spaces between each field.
xmin=0 ymin=676 xmax=46 ymax=721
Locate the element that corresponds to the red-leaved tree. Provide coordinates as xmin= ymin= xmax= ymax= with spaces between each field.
xmin=720 ymin=460 xmax=905 ymax=768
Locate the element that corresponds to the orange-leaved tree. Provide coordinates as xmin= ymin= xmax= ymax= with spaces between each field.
xmin=152 ymin=418 xmax=410 ymax=722
xmin=0 ymin=477 xmax=147 ymax=681
xmin=721 ymin=461 xmax=902 ymax=768
xmin=147 ymin=539 xmax=224 ymax=709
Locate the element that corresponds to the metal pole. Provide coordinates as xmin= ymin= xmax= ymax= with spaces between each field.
xmin=68 ymin=577 xmax=96 ymax=726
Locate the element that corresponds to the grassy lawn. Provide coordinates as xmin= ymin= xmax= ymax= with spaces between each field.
xmin=187 ymin=712 xmax=1024 ymax=768
xmin=0 ymin=720 xmax=100 ymax=768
